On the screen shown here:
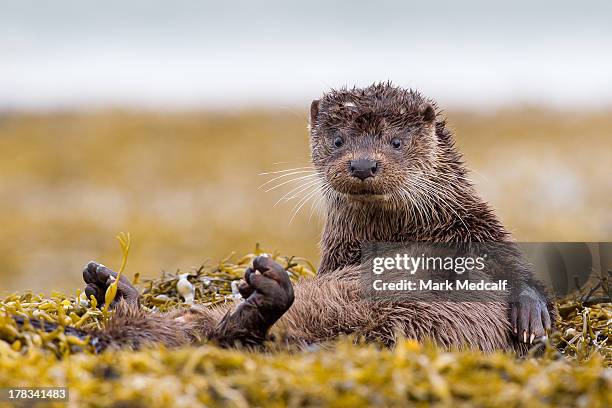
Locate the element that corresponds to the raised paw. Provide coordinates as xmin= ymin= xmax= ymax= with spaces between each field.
xmin=212 ymin=255 xmax=295 ymax=347
xmin=82 ymin=261 xmax=140 ymax=308
xmin=510 ymin=286 xmax=552 ymax=344
xmin=238 ymin=255 xmax=294 ymax=320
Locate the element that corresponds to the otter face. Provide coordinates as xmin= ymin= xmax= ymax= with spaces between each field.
xmin=309 ymin=85 xmax=438 ymax=199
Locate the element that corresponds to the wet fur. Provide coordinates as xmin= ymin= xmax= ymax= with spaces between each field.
xmin=90 ymin=83 xmax=553 ymax=355
xmin=101 ymin=267 xmax=528 ymax=354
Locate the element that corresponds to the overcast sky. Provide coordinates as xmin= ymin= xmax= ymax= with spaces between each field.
xmin=1 ymin=0 xmax=611 ymax=110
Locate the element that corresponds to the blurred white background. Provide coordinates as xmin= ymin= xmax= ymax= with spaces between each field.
xmin=2 ymin=0 xmax=611 ymax=110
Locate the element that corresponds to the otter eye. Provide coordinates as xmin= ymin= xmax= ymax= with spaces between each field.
xmin=391 ymin=138 xmax=402 ymax=149
xmin=333 ymin=136 xmax=344 ymax=148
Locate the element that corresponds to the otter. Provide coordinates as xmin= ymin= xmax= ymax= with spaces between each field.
xmin=31 ymin=83 xmax=557 ymax=353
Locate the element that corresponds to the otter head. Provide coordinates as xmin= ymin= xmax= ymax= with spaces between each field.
xmin=309 ymin=83 xmax=441 ymax=202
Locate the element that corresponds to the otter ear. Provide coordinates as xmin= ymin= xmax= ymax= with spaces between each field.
xmin=310 ymin=100 xmax=320 ymax=126
xmin=420 ymin=103 xmax=436 ymax=123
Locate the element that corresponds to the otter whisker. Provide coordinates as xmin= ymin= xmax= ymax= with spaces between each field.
xmin=417 ymin=177 xmax=470 ymax=214
xmin=308 ymin=191 xmax=327 ymax=223
xmin=402 ymin=175 xmax=460 ymax=227
xmin=289 ymin=186 xmax=323 ymax=225
xmin=406 ymin=178 xmax=434 ymax=225
xmin=466 ymin=168 xmax=489 ymax=183
xmin=259 ymin=166 xmax=315 ymax=176
xmin=274 ymin=178 xmax=323 ymax=207
xmin=258 ymin=169 xmax=318 ymax=189
xmin=411 ymin=187 xmax=437 ymax=225
xmin=434 ymin=172 xmax=474 ymax=185
xmin=413 ymin=178 xmax=470 ymax=234
xmin=399 ymin=185 xmax=428 ymax=227
xmin=307 ymin=183 xmax=331 ymax=223
xmin=427 ymin=173 xmax=476 ymax=196
xmin=395 ymin=188 xmax=415 ymax=225
xmin=271 ymin=160 xmax=311 ymax=166
xmin=264 ymin=174 xmax=320 ymax=192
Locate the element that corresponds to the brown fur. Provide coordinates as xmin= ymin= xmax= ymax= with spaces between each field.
xmin=99 ymin=267 xmax=526 ymax=354
xmin=90 ymin=83 xmax=554 ymax=355
xmin=312 ymin=84 xmax=509 ymax=274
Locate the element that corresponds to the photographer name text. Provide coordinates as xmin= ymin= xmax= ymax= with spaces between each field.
xmin=372 ymin=279 xmax=508 ymax=292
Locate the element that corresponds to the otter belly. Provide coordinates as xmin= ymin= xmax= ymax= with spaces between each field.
xmin=384 ymin=300 xmax=521 ymax=353
xmin=276 ymin=275 xmax=525 ymax=355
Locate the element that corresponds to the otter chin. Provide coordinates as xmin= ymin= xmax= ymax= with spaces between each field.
xmin=337 ymin=190 xmax=394 ymax=202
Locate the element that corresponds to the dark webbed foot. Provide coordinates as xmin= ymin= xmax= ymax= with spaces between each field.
xmin=82 ymin=261 xmax=140 ymax=308
xmin=212 ymin=255 xmax=294 ymax=347
xmin=510 ymin=286 xmax=552 ymax=344
xmin=238 ymin=256 xmax=295 ymax=313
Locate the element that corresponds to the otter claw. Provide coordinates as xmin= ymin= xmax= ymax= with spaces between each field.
xmin=510 ymin=287 xmax=552 ymax=343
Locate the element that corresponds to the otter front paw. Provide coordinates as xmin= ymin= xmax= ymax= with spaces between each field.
xmin=510 ymin=287 xmax=551 ymax=344
xmin=238 ymin=255 xmax=294 ymax=321
xmin=82 ymin=261 xmax=140 ymax=308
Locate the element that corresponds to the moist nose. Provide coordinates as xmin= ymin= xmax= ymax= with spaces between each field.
xmin=350 ymin=159 xmax=378 ymax=180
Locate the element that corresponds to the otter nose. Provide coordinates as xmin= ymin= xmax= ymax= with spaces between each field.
xmin=349 ymin=159 xmax=378 ymax=180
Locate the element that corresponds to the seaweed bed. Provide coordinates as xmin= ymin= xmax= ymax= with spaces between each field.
xmin=0 ymin=249 xmax=610 ymax=407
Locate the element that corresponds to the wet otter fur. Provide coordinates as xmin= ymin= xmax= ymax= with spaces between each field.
xmin=45 ymin=83 xmax=557 ymax=354
xmin=313 ymin=85 xmax=510 ymax=274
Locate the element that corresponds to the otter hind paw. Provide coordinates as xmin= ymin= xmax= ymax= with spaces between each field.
xmin=82 ymin=261 xmax=140 ymax=308
xmin=241 ymin=255 xmax=294 ymax=315
xmin=212 ymin=256 xmax=294 ymax=348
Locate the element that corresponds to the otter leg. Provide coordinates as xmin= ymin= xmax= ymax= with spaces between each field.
xmin=509 ymin=286 xmax=553 ymax=344
xmin=81 ymin=261 xmax=230 ymax=350
xmin=82 ymin=261 xmax=140 ymax=308
xmin=83 ymin=256 xmax=294 ymax=349
xmin=211 ymin=256 xmax=295 ymax=347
